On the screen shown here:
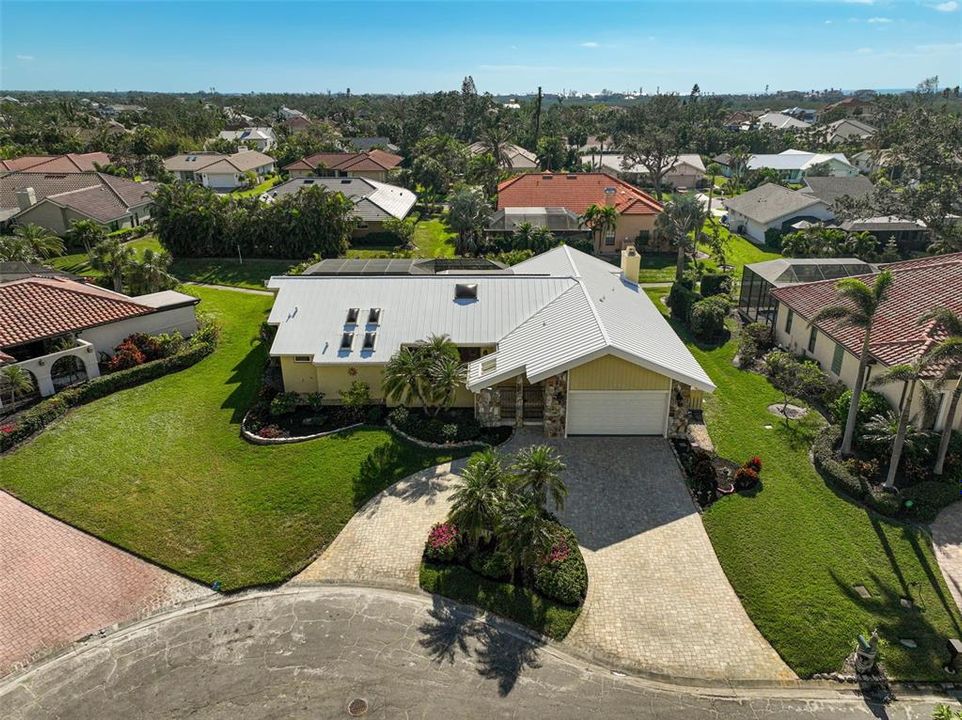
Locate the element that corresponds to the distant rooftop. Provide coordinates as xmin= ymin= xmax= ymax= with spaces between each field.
xmin=301 ymin=257 xmax=509 ymax=276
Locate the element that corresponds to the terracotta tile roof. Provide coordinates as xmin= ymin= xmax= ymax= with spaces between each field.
xmin=771 ymin=253 xmax=962 ymax=373
xmin=282 ymin=150 xmax=402 ymax=174
xmin=496 ymin=172 xmax=663 ymax=216
xmin=0 ymin=278 xmax=153 ymax=350
xmin=0 ymin=172 xmax=155 ymax=223
xmin=0 ymin=153 xmax=111 ymax=173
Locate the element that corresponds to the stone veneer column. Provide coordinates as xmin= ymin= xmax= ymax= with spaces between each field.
xmin=668 ymin=381 xmax=692 ymax=438
xmin=475 ymin=387 xmax=500 ymax=427
xmin=515 ymin=376 xmax=524 ymax=427
xmin=542 ymin=372 xmax=567 ymax=438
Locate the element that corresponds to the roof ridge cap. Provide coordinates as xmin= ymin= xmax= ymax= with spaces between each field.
xmin=577 ymin=275 xmax=610 ymax=348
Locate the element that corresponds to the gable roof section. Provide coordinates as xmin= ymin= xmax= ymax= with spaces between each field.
xmin=164 ymin=150 xmax=274 ymax=174
xmin=282 ymin=150 xmax=402 ymax=174
xmin=0 ymin=172 xmax=155 ymax=223
xmin=801 ymin=175 xmax=875 ymax=208
xmin=770 ymin=253 xmax=962 ymax=372
xmin=0 ymin=152 xmax=111 ymax=173
xmin=0 ymin=277 xmax=153 ymax=349
xmin=264 ymin=177 xmax=416 ymax=220
xmin=497 ymin=172 xmax=662 ymax=216
xmin=747 ymin=151 xmax=853 ymax=172
xmin=723 ymin=183 xmax=825 ymax=224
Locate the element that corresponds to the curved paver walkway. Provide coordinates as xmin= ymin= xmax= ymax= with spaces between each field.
xmin=0 ymin=587 xmax=943 ymax=719
xmin=0 ymin=491 xmax=209 ymax=677
xmin=931 ymin=502 xmax=962 ymax=613
xmin=292 ymin=431 xmax=793 ymax=683
xmin=294 ymin=459 xmax=465 ymax=589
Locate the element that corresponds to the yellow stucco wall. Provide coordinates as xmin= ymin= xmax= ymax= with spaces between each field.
xmin=568 ymin=354 xmax=671 ymax=391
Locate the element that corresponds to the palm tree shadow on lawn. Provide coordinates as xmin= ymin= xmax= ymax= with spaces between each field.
xmin=221 ymin=340 xmax=269 ymax=424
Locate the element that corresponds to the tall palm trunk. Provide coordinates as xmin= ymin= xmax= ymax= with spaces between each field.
xmin=675 ymin=235 xmax=686 ymax=281
xmin=935 ymin=377 xmax=962 ymax=476
xmin=706 ymin=177 xmax=716 ymax=225
xmin=843 ymin=328 xmax=874 ymax=455
xmin=884 ymin=377 xmax=916 ymax=488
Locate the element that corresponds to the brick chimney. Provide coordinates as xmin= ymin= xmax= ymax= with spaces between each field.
xmin=16 ymin=187 xmax=36 ymax=212
xmin=621 ymin=246 xmax=641 ymax=284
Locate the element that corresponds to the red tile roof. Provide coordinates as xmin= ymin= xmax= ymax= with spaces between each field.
xmin=0 ymin=278 xmax=153 ymax=351
xmin=770 ymin=253 xmax=962 ymax=373
xmin=0 ymin=153 xmax=111 ymax=173
xmin=283 ymin=150 xmax=403 ymax=174
xmin=497 ymin=172 xmax=663 ymax=215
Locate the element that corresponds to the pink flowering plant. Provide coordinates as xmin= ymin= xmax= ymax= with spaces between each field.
xmin=547 ymin=541 xmax=570 ymax=565
xmin=424 ymin=521 xmax=460 ymax=562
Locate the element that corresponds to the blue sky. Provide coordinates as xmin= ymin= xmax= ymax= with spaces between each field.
xmin=2 ymin=1 xmax=960 ymax=94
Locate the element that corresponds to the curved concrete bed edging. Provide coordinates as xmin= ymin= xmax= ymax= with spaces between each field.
xmin=386 ymin=417 xmax=493 ymax=450
xmin=240 ymin=410 xmax=364 ymax=445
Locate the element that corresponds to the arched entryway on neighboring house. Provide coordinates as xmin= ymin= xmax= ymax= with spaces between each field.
xmin=50 ymin=355 xmax=89 ymax=391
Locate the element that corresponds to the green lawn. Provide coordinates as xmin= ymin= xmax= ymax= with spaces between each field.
xmin=0 ymin=287 xmax=459 ymax=590
xmin=412 ymin=217 xmax=455 ymax=258
xmin=419 ymin=562 xmax=581 ymax=640
xmin=227 ymin=175 xmax=281 ymax=199
xmin=645 ymin=288 xmax=962 ymax=680
xmin=168 ymin=256 xmax=297 ymax=290
xmin=637 ymin=226 xmax=780 ymax=285
xmin=49 ymin=235 xmax=163 ymax=279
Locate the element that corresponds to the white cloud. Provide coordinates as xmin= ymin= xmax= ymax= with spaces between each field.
xmin=580 ymin=41 xmax=600 ymax=48
xmin=855 ymin=47 xmax=874 ymax=54
xmin=867 ymin=16 xmax=892 ymax=22
xmin=16 ymin=54 xmax=34 ymax=61
xmin=934 ymin=0 xmax=959 ymax=10
xmin=824 ymin=19 xmax=833 ymax=23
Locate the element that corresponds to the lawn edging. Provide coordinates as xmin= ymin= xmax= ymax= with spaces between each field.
xmin=386 ymin=417 xmax=501 ymax=450
xmin=1 ymin=339 xmax=217 ymax=454
xmin=240 ymin=410 xmax=364 ymax=445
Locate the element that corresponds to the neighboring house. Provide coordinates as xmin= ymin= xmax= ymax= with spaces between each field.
xmin=496 ymin=172 xmax=663 ymax=254
xmin=581 ymin=153 xmax=706 ymax=190
xmin=467 ymin=142 xmax=538 ymax=171
xmin=723 ymin=183 xmax=833 ymax=244
xmin=0 ymin=261 xmax=80 ymax=283
xmin=851 ymin=149 xmax=898 ymax=177
xmin=743 ymin=150 xmax=859 ymax=182
xmin=0 ymin=172 xmax=155 ymax=235
xmin=265 ymin=245 xmax=715 ymax=437
xmin=216 ymin=127 xmax=276 ymax=151
xmin=343 ymin=137 xmax=401 ymax=153
xmin=0 ymin=276 xmax=198 ymax=411
xmin=722 ymin=110 xmax=760 ymax=130
xmin=0 ymin=152 xmax=111 ymax=173
xmin=824 ymin=118 xmax=876 ymax=144
xmin=163 ymin=150 xmax=275 ymax=191
xmin=96 ymin=104 xmax=146 ymax=118
xmin=838 ymin=217 xmax=929 ymax=253
xmin=738 ymin=257 xmax=877 ymax=325
xmin=770 ymin=253 xmax=962 ymax=433
xmin=278 ymin=106 xmax=307 ymax=120
xmin=278 ymin=107 xmax=311 ymax=131
xmin=756 ymin=112 xmax=812 ymax=130
xmin=822 ymin=96 xmax=877 ymax=119
xmin=283 ymin=150 xmax=403 ymax=182
xmin=486 ymin=207 xmax=589 ymax=241
xmin=262 ymin=176 xmax=416 ymax=237
xmin=301 ymin=257 xmax=508 ymax=276
xmin=799 ymin=175 xmax=875 ymax=210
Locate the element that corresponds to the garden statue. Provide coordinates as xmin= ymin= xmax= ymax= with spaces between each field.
xmin=855 ymin=629 xmax=879 ymax=673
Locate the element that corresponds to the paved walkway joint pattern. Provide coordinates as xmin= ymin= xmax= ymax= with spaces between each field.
xmin=931 ymin=502 xmax=962 ymax=614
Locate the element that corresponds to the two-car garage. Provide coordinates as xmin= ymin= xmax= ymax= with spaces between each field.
xmin=566 ymin=390 xmax=670 ymax=436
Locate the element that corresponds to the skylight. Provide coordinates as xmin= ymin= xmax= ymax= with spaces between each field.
xmin=455 ymin=283 xmax=478 ymax=300
xmin=346 ymin=307 xmax=360 ymax=324
xmin=368 ymin=307 xmax=381 ymax=324
xmin=363 ymin=332 xmax=377 ymax=350
xmin=340 ymin=331 xmax=354 ymax=350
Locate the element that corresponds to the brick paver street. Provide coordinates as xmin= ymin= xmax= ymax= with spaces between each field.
xmin=931 ymin=502 xmax=962 ymax=612
xmin=0 ymin=491 xmax=209 ymax=676
xmin=294 ymin=430 xmax=793 ymax=682
xmin=294 ymin=459 xmax=466 ymax=589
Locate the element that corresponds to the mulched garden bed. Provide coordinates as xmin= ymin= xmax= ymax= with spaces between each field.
xmin=389 ymin=407 xmax=513 ymax=447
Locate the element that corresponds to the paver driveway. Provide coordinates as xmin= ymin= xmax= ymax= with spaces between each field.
xmin=0 ymin=491 xmax=208 ymax=676
xmin=499 ymin=432 xmax=794 ymax=683
xmin=931 ymin=502 xmax=962 ymax=613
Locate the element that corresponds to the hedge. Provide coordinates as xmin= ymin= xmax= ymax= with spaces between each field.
xmin=1 ymin=338 xmax=216 ymax=453
xmin=812 ymin=424 xmax=958 ymax=523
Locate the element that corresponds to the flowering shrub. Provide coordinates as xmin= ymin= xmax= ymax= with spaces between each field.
xmin=424 ymin=522 xmax=460 ymax=562
xmin=107 ymin=340 xmax=146 ymax=371
xmin=441 ymin=423 xmax=459 ymax=443
xmin=257 ymin=424 xmax=287 ymax=439
xmin=533 ymin=527 xmax=587 ymax=606
xmin=269 ymin=391 xmax=300 ymax=417
xmin=389 ymin=406 xmax=410 ymax=429
xmin=746 ymin=455 xmax=763 ymax=472
xmin=733 ymin=466 xmax=759 ymax=491
xmin=1 ymin=423 xmax=15 ymax=435
xmin=547 ymin=541 xmax=570 ymax=564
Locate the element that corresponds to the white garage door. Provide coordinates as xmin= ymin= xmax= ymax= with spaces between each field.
xmin=566 ymin=390 xmax=669 ymax=436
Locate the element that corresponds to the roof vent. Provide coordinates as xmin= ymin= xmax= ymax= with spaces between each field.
xmin=368 ymin=307 xmax=381 ymax=324
xmin=340 ymin=331 xmax=354 ymax=350
xmin=455 ymin=283 xmax=478 ymax=300
xmin=566 ymin=174 xmax=577 ymax=179
xmin=363 ymin=332 xmax=377 ymax=350
xmin=542 ymin=174 xmax=553 ymax=180
xmin=346 ymin=307 xmax=359 ymax=324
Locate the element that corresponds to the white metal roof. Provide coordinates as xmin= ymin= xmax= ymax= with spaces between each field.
xmin=266 ymin=246 xmax=715 ymax=393
xmin=747 ymin=150 xmax=853 ymax=172
xmin=263 ymin=177 xmax=416 ymax=220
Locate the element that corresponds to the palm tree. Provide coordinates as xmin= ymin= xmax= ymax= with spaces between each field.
xmin=383 ymin=347 xmax=430 ymax=409
xmin=67 ymin=219 xmax=106 ymax=255
xmin=427 ymin=354 xmax=466 ymax=416
xmin=868 ymin=358 xmax=935 ymax=487
xmin=479 ymin=124 xmax=513 ymax=169
xmin=496 ymin=494 xmax=554 ymax=582
xmin=446 ymin=185 xmax=488 ymax=256
xmin=705 ymin=161 xmax=722 ymax=221
xmin=12 ymin=224 xmax=65 ymax=259
xmin=653 ymin=194 xmax=708 ymax=281
xmin=727 ymin=146 xmax=750 ymax=193
xmin=862 ymin=410 xmax=930 ymax=471
xmin=448 ymin=448 xmax=506 ymax=550
xmin=89 ymin=236 xmax=135 ymax=293
xmin=511 ymin=445 xmax=567 ymax=512
xmin=919 ymin=307 xmax=962 ymax=476
xmin=127 ymin=248 xmax=177 ymax=295
xmin=579 ymin=203 xmax=619 ymax=251
xmin=0 ymin=365 xmax=34 ymax=406
xmin=811 ymin=270 xmax=894 ymax=455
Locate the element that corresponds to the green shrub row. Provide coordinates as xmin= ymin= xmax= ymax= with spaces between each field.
xmin=1 ymin=333 xmax=217 ymax=453
xmin=812 ymin=424 xmax=957 ymax=523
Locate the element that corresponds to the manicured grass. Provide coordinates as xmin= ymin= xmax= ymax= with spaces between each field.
xmin=227 ymin=175 xmax=280 ymax=199
xmin=419 ymin=562 xmax=581 ymax=640
xmin=636 ymin=253 xmax=677 ymax=283
xmin=168 ymin=256 xmax=296 ymax=290
xmin=645 ymin=287 xmax=962 ymax=680
xmin=413 ymin=217 xmax=455 ymax=258
xmin=0 ymin=287 xmax=459 ymax=590
xmin=48 ymin=235 xmax=163 ymax=279
xmin=697 ymin=223 xmax=781 ymax=282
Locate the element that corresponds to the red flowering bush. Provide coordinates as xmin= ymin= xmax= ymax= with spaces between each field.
xmin=1 ymin=423 xmax=15 ymax=435
xmin=734 ymin=466 xmax=759 ymax=491
xmin=107 ymin=340 xmax=146 ymax=371
xmin=746 ymin=455 xmax=763 ymax=472
xmin=547 ymin=541 xmax=570 ymax=565
xmin=424 ymin=522 xmax=460 ymax=562
xmin=257 ymin=424 xmax=287 ymax=439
